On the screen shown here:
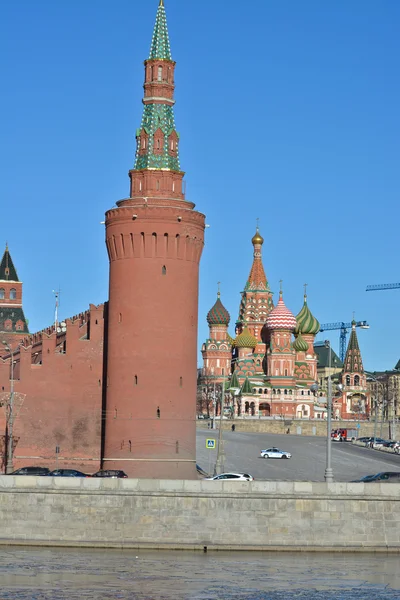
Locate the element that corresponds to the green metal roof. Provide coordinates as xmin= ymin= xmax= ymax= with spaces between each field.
xmin=0 ymin=307 xmax=29 ymax=334
xmin=241 ymin=377 xmax=254 ymax=395
xmin=149 ymin=0 xmax=172 ymax=60
xmin=0 ymin=246 xmax=19 ymax=281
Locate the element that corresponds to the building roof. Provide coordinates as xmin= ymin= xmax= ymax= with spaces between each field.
xmin=0 ymin=246 xmax=19 ymax=282
xmin=314 ymin=344 xmax=343 ymax=369
xmin=149 ymin=0 xmax=172 ymax=60
xmin=0 ymin=306 xmax=29 ymax=334
xmin=206 ymin=293 xmax=230 ymax=326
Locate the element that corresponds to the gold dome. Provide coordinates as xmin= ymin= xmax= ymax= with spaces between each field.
xmin=252 ymin=228 xmax=264 ymax=245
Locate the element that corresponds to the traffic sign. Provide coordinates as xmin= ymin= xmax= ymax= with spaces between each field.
xmin=206 ymin=438 xmax=216 ymax=449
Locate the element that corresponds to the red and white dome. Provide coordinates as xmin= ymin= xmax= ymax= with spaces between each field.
xmin=265 ymin=292 xmax=297 ymax=330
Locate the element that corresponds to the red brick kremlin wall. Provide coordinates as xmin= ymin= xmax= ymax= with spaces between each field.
xmin=0 ymin=304 xmax=105 ymax=473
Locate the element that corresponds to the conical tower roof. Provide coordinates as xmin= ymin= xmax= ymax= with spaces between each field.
xmin=344 ymin=321 xmax=364 ymax=374
xmin=266 ymin=291 xmax=296 ymax=330
xmin=229 ymin=370 xmax=240 ymax=390
xmin=241 ymin=377 xmax=253 ymax=395
xmin=0 ymin=245 xmax=19 ymax=281
xmin=295 ymin=293 xmax=320 ymax=335
xmin=206 ymin=292 xmax=230 ymax=326
xmin=149 ymin=1 xmax=172 ymax=60
xmin=245 ymin=228 xmax=269 ymax=291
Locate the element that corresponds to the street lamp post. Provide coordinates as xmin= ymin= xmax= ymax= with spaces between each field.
xmin=2 ymin=341 xmax=15 ymax=474
xmin=214 ymin=354 xmax=251 ymax=475
xmin=324 ymin=340 xmax=334 ymax=482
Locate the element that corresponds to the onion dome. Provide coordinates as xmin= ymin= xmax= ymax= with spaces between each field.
xmin=206 ymin=293 xmax=230 ymax=326
xmin=293 ymin=333 xmax=309 ymax=353
xmin=252 ymin=227 xmax=264 ymax=246
xmin=266 ymin=291 xmax=297 ymax=330
xmin=295 ymin=294 xmax=320 ymax=335
xmin=236 ymin=327 xmax=257 ymax=349
xmin=227 ymin=333 xmax=236 ymax=347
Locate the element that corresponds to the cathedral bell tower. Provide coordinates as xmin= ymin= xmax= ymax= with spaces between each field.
xmin=103 ymin=0 xmax=205 ymax=478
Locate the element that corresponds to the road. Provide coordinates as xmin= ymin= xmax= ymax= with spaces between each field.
xmin=196 ymin=429 xmax=400 ymax=482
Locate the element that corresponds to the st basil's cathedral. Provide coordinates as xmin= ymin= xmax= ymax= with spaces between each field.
xmin=201 ymin=229 xmax=370 ymax=421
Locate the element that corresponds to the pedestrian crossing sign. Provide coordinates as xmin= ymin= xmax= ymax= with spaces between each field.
xmin=206 ymin=438 xmax=216 ymax=449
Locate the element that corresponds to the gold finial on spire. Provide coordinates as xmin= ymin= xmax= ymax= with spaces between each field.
xmin=304 ymin=283 xmax=308 ymax=299
xmin=217 ymin=281 xmax=221 ymax=298
xmin=251 ymin=219 xmax=264 ymax=246
xmin=159 ymin=0 xmax=164 ymax=6
xmin=279 ymin=279 xmax=283 ymax=295
xmin=5 ymin=241 xmax=8 ymax=252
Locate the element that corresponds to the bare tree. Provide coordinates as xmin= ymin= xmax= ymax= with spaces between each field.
xmin=197 ymin=369 xmax=222 ymax=417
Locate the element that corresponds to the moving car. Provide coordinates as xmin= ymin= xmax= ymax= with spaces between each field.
xmin=352 ymin=472 xmax=400 ymax=483
xmin=91 ymin=469 xmax=128 ymax=478
xmin=204 ymin=472 xmax=254 ymax=481
xmin=260 ymin=448 xmax=291 ymax=459
xmin=48 ymin=469 xmax=89 ymax=477
xmin=9 ymin=466 xmax=50 ymax=476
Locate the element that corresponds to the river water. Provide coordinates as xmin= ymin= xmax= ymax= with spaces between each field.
xmin=0 ymin=548 xmax=399 ymax=599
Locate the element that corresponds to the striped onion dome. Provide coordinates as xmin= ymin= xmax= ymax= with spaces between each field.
xmin=235 ymin=327 xmax=257 ymax=349
xmin=293 ymin=332 xmax=309 ymax=352
xmin=206 ymin=293 xmax=230 ymax=326
xmin=295 ymin=295 xmax=320 ymax=335
xmin=266 ymin=292 xmax=297 ymax=330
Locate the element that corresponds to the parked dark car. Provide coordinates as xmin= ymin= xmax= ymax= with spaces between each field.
xmin=48 ymin=469 xmax=89 ymax=477
xmin=91 ymin=469 xmax=128 ymax=478
xmin=9 ymin=466 xmax=50 ymax=476
xmin=352 ymin=472 xmax=400 ymax=483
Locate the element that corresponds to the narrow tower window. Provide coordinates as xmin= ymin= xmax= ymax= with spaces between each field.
xmin=162 ymin=266 xmax=166 ymax=275
xmin=134 ymin=375 xmax=138 ymax=385
xmin=354 ymin=375 xmax=360 ymax=385
xmin=156 ymin=180 xmax=160 ymax=190
xmin=158 ymin=66 xmax=162 ymax=81
xmin=0 ymin=289 xmax=4 ymax=299
xmin=157 ymin=407 xmax=161 ymax=418
xmin=119 ymin=313 xmax=122 ymax=323
xmin=346 ymin=375 xmax=351 ymax=385
xmin=180 ymin=377 xmax=183 ymax=387
xmin=10 ymin=289 xmax=16 ymax=300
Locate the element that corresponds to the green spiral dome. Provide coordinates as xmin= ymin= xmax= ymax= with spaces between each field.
xmin=293 ymin=333 xmax=309 ymax=352
xmin=295 ymin=296 xmax=320 ymax=335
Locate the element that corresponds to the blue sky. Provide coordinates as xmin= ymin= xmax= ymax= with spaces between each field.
xmin=1 ymin=0 xmax=399 ymax=371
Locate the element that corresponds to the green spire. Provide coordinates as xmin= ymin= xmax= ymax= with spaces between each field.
xmin=149 ymin=1 xmax=172 ymax=60
xmin=241 ymin=377 xmax=253 ymax=395
xmin=0 ymin=245 xmax=19 ymax=281
xmin=229 ymin=370 xmax=240 ymax=390
xmin=134 ymin=1 xmax=180 ymax=172
xmin=343 ymin=322 xmax=364 ymax=374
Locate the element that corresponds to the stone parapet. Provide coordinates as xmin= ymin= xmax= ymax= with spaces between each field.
xmin=0 ymin=477 xmax=399 ymax=551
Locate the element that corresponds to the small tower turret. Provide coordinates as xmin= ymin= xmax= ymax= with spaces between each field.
xmin=201 ymin=288 xmax=232 ymax=379
xmin=340 ymin=320 xmax=370 ymax=420
xmin=0 ymin=245 xmax=29 ymax=354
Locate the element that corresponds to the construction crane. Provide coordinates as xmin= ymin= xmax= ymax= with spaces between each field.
xmin=319 ymin=321 xmax=369 ymax=363
xmin=366 ymin=283 xmax=400 ymax=292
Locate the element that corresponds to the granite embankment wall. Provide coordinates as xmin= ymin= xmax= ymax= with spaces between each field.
xmin=0 ymin=476 xmax=399 ymax=552
xmin=198 ymin=419 xmax=393 ymax=439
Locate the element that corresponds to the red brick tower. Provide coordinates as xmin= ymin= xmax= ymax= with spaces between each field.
xmin=0 ymin=245 xmax=29 ymax=356
xmin=103 ymin=0 xmax=205 ymax=478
